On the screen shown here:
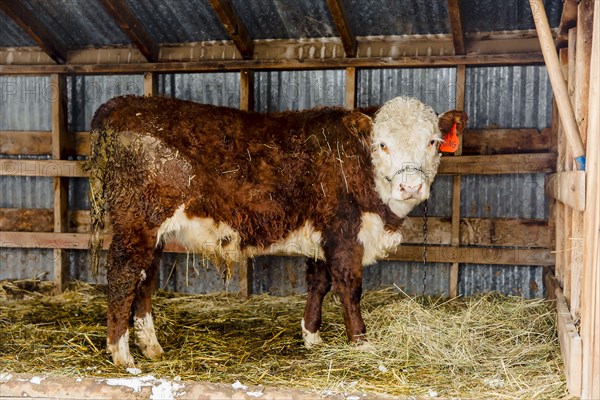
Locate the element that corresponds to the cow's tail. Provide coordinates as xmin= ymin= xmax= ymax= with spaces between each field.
xmin=86 ymin=105 xmax=117 ymax=279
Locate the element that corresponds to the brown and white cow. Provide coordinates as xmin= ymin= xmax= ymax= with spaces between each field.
xmin=88 ymin=95 xmax=467 ymax=368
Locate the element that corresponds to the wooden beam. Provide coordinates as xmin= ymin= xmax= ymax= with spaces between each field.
xmin=143 ymin=72 xmax=157 ymax=96
xmin=325 ymin=0 xmax=357 ymax=57
xmin=438 ymin=153 xmax=556 ymax=175
xmin=555 ymin=284 xmax=584 ymax=396
xmin=208 ymin=0 xmax=254 ymax=59
xmin=447 ymin=0 xmax=465 ymax=55
xmin=345 ymin=67 xmax=356 ymax=109
xmin=574 ymin=0 xmax=594 ymax=147
xmin=530 ymin=0 xmax=586 ymax=169
xmin=0 ymin=0 xmax=68 ymax=64
xmin=0 ymin=153 xmax=556 ymax=178
xmin=239 ymin=70 xmax=254 ymax=112
xmin=0 ymin=231 xmax=553 ymax=266
xmin=98 ymin=0 xmax=160 ymax=62
xmin=556 ymin=0 xmax=579 ymax=48
xmin=0 ymin=52 xmax=546 ymax=75
xmin=51 ymin=74 xmax=70 ymax=294
xmin=546 ymin=171 xmax=586 ymax=211
xmin=0 ymin=131 xmax=89 ymax=156
xmin=461 ymin=128 xmax=553 ymax=155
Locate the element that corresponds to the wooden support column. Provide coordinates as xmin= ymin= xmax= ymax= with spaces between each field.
xmin=238 ymin=69 xmax=254 ymax=298
xmin=51 ymin=74 xmax=70 ymax=294
xmin=345 ymin=67 xmax=356 ymax=109
xmin=448 ymin=64 xmax=466 ymax=298
xmin=144 ymin=72 xmax=157 ymax=96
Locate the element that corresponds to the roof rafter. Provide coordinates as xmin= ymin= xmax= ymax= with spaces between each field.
xmin=208 ymin=0 xmax=254 ymax=59
xmin=325 ymin=0 xmax=357 ymax=58
xmin=447 ymin=0 xmax=465 ymax=55
xmin=0 ymin=0 xmax=68 ymax=64
xmin=98 ymin=0 xmax=160 ymax=62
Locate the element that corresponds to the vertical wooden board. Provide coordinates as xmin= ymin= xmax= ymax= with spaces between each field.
xmin=345 ymin=67 xmax=356 ymax=109
xmin=556 ymin=288 xmax=583 ymax=396
xmin=575 ymin=0 xmax=594 ymax=147
xmin=240 ymin=69 xmax=254 ymax=112
xmin=237 ymin=258 xmax=253 ymax=299
xmin=143 ymin=72 xmax=157 ymax=96
xmin=51 ymin=74 xmax=70 ymax=294
xmin=581 ymin=1 xmax=600 ymax=396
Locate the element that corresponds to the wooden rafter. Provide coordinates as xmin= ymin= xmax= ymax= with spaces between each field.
xmin=208 ymin=0 xmax=254 ymax=59
xmin=447 ymin=0 xmax=465 ymax=55
xmin=98 ymin=0 xmax=160 ymax=62
xmin=325 ymin=0 xmax=357 ymax=57
xmin=0 ymin=0 xmax=68 ymax=64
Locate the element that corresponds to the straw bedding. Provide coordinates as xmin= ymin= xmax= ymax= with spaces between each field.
xmin=0 ymin=280 xmax=569 ymax=399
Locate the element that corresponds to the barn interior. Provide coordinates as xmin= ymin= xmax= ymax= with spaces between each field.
xmin=0 ymin=0 xmax=598 ymax=398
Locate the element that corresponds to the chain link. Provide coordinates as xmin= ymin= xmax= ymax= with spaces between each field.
xmin=422 ymin=200 xmax=428 ymax=297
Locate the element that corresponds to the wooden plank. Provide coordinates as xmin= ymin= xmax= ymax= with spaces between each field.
xmin=556 ymin=0 xmax=579 ymax=48
xmin=545 ymin=171 xmax=586 ymax=211
xmin=0 ymin=52 xmax=546 ymax=75
xmin=437 ymin=153 xmax=556 ymax=175
xmin=98 ymin=0 xmax=160 ymax=62
xmin=0 ymin=231 xmax=553 ymax=266
xmin=461 ymin=128 xmax=553 ymax=155
xmin=325 ymin=0 xmax=357 ymax=57
xmin=555 ymin=286 xmax=583 ymax=396
xmin=0 ymin=131 xmax=89 ymax=156
xmin=1 ymin=128 xmax=555 ymax=158
xmin=553 ymin=98 xmax=566 ymax=287
xmin=0 ymin=1 xmax=67 ymax=64
xmin=345 ymin=67 xmax=356 ymax=109
xmin=239 ymin=70 xmax=253 ymax=112
xmin=51 ymin=74 xmax=69 ymax=295
xmin=143 ymin=72 xmax=157 ymax=96
xmin=0 ymin=159 xmax=87 ymax=177
xmin=575 ymin=0 xmax=594 ymax=147
xmin=580 ymin=2 xmax=600 ymax=396
xmin=208 ymin=0 xmax=254 ymax=59
xmin=0 ymin=153 xmax=557 ymax=178
xmin=447 ymin=0 xmax=465 ymax=55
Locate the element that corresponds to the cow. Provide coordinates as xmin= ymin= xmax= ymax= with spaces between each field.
xmin=88 ymin=95 xmax=467 ymax=368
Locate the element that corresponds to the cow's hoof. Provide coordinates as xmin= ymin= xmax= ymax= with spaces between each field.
xmin=301 ymin=318 xmax=323 ymax=349
xmin=140 ymin=343 xmax=164 ymax=360
xmin=108 ymin=331 xmax=136 ymax=368
xmin=351 ymin=340 xmax=375 ymax=352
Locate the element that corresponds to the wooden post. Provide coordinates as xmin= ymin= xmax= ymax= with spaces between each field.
xmin=448 ymin=64 xmax=466 ymax=298
xmin=529 ymin=0 xmax=586 ymax=170
xmin=143 ymin=72 xmax=157 ymax=96
xmin=580 ymin=1 xmax=600 ymax=397
xmin=345 ymin=67 xmax=356 ymax=109
xmin=238 ymin=69 xmax=254 ymax=298
xmin=51 ymin=74 xmax=70 ymax=294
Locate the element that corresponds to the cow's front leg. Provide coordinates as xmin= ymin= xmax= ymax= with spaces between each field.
xmin=326 ymin=240 xmax=366 ymax=342
xmin=302 ymin=259 xmax=331 ymax=348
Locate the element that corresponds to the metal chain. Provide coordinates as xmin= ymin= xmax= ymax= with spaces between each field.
xmin=422 ymin=200 xmax=428 ymax=297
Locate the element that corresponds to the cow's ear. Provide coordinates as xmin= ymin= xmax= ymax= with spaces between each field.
xmin=343 ymin=111 xmax=372 ymax=138
xmin=438 ymin=110 xmax=468 ymax=136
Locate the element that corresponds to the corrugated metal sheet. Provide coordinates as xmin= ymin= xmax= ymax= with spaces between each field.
xmin=357 ymin=68 xmax=456 ymax=114
xmin=157 ymin=72 xmax=240 ymax=106
xmin=125 ymin=0 xmax=229 ymax=44
xmin=232 ymin=0 xmax=337 ymax=39
xmin=0 ymin=10 xmax=37 ymax=47
xmin=348 ymin=0 xmax=450 ymax=36
xmin=465 ymin=66 xmax=553 ymax=130
xmin=254 ymin=69 xmax=345 ymax=111
xmin=459 ymin=264 xmax=544 ymax=299
xmin=460 ymin=0 xmax=562 ymax=32
xmin=18 ymin=0 xmax=131 ymax=48
xmin=0 ymin=76 xmax=52 ymax=131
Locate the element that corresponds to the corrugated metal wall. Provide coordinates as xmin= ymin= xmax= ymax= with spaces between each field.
xmin=1 ymin=66 xmax=552 ymax=298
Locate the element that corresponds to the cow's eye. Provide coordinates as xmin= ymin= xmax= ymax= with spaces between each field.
xmin=380 ymin=142 xmax=387 ymax=150
xmin=430 ymin=139 xmax=437 ymax=146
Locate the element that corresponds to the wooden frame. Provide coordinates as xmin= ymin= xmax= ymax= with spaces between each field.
xmin=208 ymin=0 xmax=254 ymax=59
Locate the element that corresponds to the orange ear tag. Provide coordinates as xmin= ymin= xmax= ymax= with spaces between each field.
xmin=439 ymin=122 xmax=459 ymax=153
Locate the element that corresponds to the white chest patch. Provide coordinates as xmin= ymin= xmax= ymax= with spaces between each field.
xmin=156 ymin=204 xmax=324 ymax=262
xmin=357 ymin=212 xmax=403 ymax=265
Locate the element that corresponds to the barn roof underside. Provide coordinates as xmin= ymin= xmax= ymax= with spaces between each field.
xmin=0 ymin=0 xmax=567 ymax=71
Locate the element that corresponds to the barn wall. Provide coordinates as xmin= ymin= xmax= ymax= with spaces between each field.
xmin=1 ymin=66 xmax=552 ymax=298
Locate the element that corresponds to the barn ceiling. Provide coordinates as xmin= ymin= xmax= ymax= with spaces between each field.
xmin=0 ymin=0 xmax=565 ymax=69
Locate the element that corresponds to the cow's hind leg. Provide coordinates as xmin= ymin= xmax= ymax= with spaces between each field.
xmin=106 ymin=231 xmax=157 ymax=368
xmin=132 ymin=244 xmax=164 ymax=360
xmin=302 ymin=259 xmax=331 ymax=348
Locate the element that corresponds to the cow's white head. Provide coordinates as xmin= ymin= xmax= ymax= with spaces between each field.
xmin=369 ymin=96 xmax=467 ymax=218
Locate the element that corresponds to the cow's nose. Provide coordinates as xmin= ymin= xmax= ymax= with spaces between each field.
xmin=399 ymin=182 xmax=423 ymax=197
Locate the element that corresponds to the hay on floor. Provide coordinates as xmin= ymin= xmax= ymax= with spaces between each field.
xmin=0 ymin=280 xmax=569 ymax=399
